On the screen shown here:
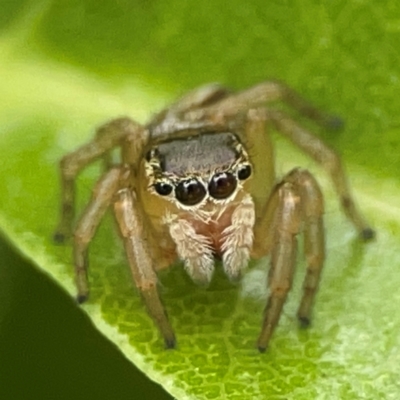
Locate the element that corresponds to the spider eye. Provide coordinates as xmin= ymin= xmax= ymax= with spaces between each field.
xmin=237 ymin=164 xmax=252 ymax=180
xmin=175 ymin=178 xmax=206 ymax=205
xmin=145 ymin=149 xmax=157 ymax=162
xmin=154 ymin=181 xmax=173 ymax=196
xmin=208 ymin=172 xmax=237 ymax=199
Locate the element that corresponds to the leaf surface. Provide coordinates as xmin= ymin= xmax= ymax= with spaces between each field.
xmin=1 ymin=1 xmax=400 ymax=399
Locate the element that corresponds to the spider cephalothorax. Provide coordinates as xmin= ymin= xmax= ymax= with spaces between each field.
xmin=55 ymin=80 xmax=374 ymax=351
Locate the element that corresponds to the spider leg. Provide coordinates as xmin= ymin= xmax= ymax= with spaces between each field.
xmin=149 ymin=84 xmax=231 ymax=140
xmin=114 ymin=186 xmax=176 ymax=348
xmin=54 ymin=118 xmax=144 ymax=242
xmin=167 ymin=83 xmax=230 ymax=114
xmin=200 ymin=80 xmax=342 ymax=130
xmin=257 ymin=178 xmax=302 ymax=352
xmin=265 ymin=109 xmax=374 ymax=240
xmin=283 ymin=169 xmax=325 ymax=326
xmin=257 ymin=168 xmax=325 ymax=352
xmin=72 ymin=167 xmax=122 ymax=302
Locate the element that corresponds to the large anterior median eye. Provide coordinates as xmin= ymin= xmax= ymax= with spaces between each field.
xmin=175 ymin=178 xmax=206 ymax=205
xmin=208 ymin=172 xmax=237 ymax=199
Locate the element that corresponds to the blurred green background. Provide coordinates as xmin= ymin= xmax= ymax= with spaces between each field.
xmin=1 ymin=0 xmax=400 ymax=399
xmin=0 ymin=237 xmax=173 ymax=400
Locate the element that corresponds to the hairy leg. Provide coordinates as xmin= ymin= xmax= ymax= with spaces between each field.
xmin=72 ymin=167 xmax=122 ymax=301
xmin=54 ymin=118 xmax=144 ymax=241
xmin=188 ymin=80 xmax=341 ymax=129
xmin=114 ymin=186 xmax=175 ymax=348
xmin=266 ymin=109 xmax=374 ymax=239
xmin=283 ymin=169 xmax=325 ymax=325
xmin=257 ymin=168 xmax=325 ymax=351
xmin=257 ymin=179 xmax=301 ymax=352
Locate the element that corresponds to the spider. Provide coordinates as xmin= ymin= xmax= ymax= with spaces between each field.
xmin=54 ymin=80 xmax=374 ymax=352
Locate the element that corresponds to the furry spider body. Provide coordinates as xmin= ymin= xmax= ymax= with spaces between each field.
xmin=55 ymin=81 xmax=373 ymax=351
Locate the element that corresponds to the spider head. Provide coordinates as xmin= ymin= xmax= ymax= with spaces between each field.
xmin=144 ymin=132 xmax=252 ymax=209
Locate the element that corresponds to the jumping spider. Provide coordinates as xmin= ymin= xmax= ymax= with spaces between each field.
xmin=54 ymin=80 xmax=374 ymax=352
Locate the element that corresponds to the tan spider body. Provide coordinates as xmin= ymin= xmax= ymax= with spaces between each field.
xmin=55 ymin=81 xmax=373 ymax=351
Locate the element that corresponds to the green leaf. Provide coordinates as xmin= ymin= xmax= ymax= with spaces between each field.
xmin=1 ymin=1 xmax=400 ymax=399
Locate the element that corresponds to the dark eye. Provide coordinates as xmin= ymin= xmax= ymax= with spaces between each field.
xmin=154 ymin=181 xmax=173 ymax=196
xmin=208 ymin=172 xmax=237 ymax=199
xmin=175 ymin=178 xmax=206 ymax=205
xmin=237 ymin=164 xmax=252 ymax=180
xmin=145 ymin=148 xmax=158 ymax=162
